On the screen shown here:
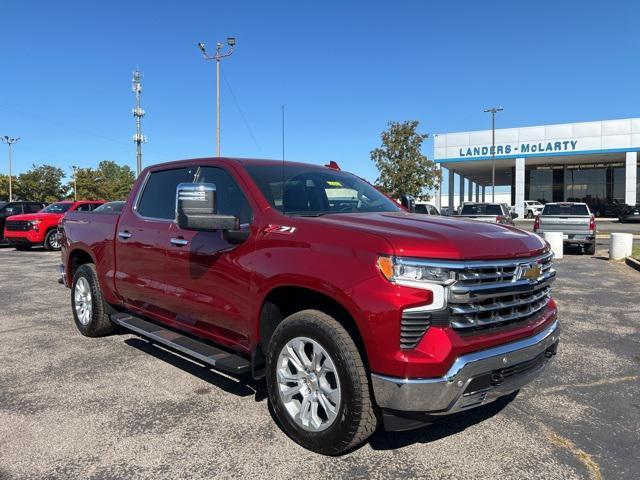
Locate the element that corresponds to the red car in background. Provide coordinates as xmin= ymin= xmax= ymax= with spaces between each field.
xmin=4 ymin=200 xmax=104 ymax=251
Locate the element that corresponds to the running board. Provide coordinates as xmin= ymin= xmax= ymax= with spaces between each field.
xmin=111 ymin=312 xmax=251 ymax=375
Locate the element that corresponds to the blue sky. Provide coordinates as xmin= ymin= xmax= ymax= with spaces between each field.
xmin=1 ymin=0 xmax=639 ymax=194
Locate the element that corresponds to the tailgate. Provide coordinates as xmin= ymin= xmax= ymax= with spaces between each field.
xmin=539 ymin=216 xmax=590 ymax=234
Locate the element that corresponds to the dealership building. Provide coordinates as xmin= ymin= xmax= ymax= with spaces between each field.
xmin=434 ymin=117 xmax=640 ymax=217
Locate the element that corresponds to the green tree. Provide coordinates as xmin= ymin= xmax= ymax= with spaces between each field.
xmin=72 ymin=160 xmax=135 ymax=200
xmin=370 ymin=120 xmax=441 ymax=199
xmin=14 ymin=164 xmax=66 ymax=203
xmin=0 ymin=174 xmax=10 ymax=201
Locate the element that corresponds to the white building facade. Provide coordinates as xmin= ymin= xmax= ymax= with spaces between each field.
xmin=434 ymin=118 xmax=640 ymax=217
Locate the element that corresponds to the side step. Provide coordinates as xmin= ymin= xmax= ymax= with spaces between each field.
xmin=111 ymin=312 xmax=251 ymax=375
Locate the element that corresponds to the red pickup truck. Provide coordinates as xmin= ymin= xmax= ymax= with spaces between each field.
xmin=5 ymin=200 xmax=104 ymax=251
xmin=59 ymin=158 xmax=559 ymax=454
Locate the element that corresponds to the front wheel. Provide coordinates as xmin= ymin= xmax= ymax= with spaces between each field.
xmin=71 ymin=264 xmax=114 ymax=337
xmin=44 ymin=229 xmax=61 ymax=251
xmin=266 ymin=310 xmax=378 ymax=455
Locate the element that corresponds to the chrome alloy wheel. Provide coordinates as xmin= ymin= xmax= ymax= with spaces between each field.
xmin=49 ymin=234 xmax=61 ymax=249
xmin=276 ymin=336 xmax=342 ymax=432
xmin=74 ymin=277 xmax=93 ymax=325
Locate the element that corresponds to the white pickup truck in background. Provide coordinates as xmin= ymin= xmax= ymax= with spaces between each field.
xmin=533 ymin=202 xmax=596 ymax=255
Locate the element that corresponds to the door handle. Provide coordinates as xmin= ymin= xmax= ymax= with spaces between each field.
xmin=118 ymin=231 xmax=132 ymax=240
xmin=170 ymin=237 xmax=189 ymax=246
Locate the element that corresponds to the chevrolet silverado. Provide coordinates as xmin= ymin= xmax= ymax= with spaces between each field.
xmin=59 ymin=158 xmax=559 ymax=454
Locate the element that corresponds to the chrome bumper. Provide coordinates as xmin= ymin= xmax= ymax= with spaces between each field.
xmin=58 ymin=264 xmax=67 ymax=286
xmin=372 ymin=319 xmax=559 ymax=413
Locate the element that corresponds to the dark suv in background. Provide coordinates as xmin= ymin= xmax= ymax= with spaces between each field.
xmin=0 ymin=201 xmax=47 ymax=242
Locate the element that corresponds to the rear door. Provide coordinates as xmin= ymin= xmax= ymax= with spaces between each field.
xmin=162 ymin=165 xmax=256 ymax=349
xmin=114 ymin=166 xmax=197 ymax=319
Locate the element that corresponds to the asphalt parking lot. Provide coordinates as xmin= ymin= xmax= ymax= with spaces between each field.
xmin=0 ymin=244 xmax=638 ymax=479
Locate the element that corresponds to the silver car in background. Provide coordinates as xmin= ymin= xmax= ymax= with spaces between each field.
xmin=533 ymin=202 xmax=596 ymax=255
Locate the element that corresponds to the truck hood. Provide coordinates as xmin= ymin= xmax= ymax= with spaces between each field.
xmin=310 ymin=212 xmax=547 ymax=260
xmin=5 ymin=212 xmax=61 ymax=222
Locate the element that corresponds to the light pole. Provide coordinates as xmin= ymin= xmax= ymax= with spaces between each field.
xmin=1 ymin=136 xmax=20 ymax=202
xmin=483 ymin=107 xmax=503 ymax=202
xmin=198 ymin=37 xmax=236 ymax=157
xmin=72 ymin=165 xmax=78 ymax=201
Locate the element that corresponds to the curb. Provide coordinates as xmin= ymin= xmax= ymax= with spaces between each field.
xmin=625 ymin=256 xmax=640 ymax=273
xmin=596 ymin=234 xmax=640 ymax=239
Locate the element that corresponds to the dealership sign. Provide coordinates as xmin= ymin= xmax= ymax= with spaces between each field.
xmin=459 ymin=140 xmax=578 ymax=158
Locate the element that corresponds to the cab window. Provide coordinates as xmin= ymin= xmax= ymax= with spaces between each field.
xmin=137 ymin=167 xmax=197 ymax=220
xmin=195 ymin=166 xmax=253 ymax=226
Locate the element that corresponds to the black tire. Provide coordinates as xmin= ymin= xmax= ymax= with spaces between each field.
xmin=43 ymin=229 xmax=60 ymax=251
xmin=526 ymin=210 xmax=534 ymax=219
xmin=14 ymin=245 xmax=31 ymax=251
xmin=585 ymin=243 xmax=596 ymax=255
xmin=266 ymin=309 xmax=378 ymax=455
xmin=71 ymin=264 xmax=115 ymax=337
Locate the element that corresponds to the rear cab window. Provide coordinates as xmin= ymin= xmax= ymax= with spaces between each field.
xmin=542 ymin=204 xmax=590 ymax=216
xmin=460 ymin=204 xmax=503 ymax=216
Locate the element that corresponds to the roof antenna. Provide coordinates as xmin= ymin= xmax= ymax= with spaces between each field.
xmin=281 ymin=104 xmax=286 ymax=213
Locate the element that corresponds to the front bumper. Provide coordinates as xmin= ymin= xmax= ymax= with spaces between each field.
xmin=372 ymin=319 xmax=559 ymax=415
xmin=6 ymin=237 xmax=36 ymax=247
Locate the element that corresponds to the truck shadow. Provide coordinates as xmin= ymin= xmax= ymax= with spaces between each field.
xmin=122 ymin=334 xmax=515 ymax=452
xmin=367 ymin=392 xmax=516 ymax=451
xmin=123 ymin=337 xmax=268 ymax=402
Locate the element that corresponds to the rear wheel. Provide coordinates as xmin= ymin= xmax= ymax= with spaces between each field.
xmin=44 ymin=229 xmax=61 ymax=251
xmin=526 ymin=210 xmax=534 ymax=219
xmin=71 ymin=264 xmax=114 ymax=337
xmin=585 ymin=243 xmax=596 ymax=255
xmin=266 ymin=309 xmax=378 ymax=455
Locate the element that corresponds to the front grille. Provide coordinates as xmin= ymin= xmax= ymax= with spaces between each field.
xmin=5 ymin=220 xmax=31 ymax=231
xmin=400 ymin=309 xmax=431 ymax=350
xmin=448 ymin=252 xmax=555 ymax=331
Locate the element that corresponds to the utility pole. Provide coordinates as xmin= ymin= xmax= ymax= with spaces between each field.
xmin=72 ymin=165 xmax=78 ymax=201
xmin=198 ymin=37 xmax=236 ymax=157
xmin=1 ymin=136 xmax=20 ymax=202
xmin=483 ymin=107 xmax=503 ymax=202
xmin=132 ymin=70 xmax=146 ymax=177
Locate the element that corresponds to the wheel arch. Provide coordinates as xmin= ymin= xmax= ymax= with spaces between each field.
xmin=255 ymin=285 xmax=372 ymax=371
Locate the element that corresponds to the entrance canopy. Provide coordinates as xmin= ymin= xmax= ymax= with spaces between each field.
xmin=434 ymin=118 xmax=640 ymax=216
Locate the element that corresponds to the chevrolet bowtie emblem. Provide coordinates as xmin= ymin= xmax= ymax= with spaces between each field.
xmin=521 ymin=265 xmax=541 ymax=281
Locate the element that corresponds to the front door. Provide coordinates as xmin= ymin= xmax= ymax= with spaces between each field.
xmin=114 ymin=166 xmax=197 ymax=320
xmin=163 ymin=165 xmax=256 ymax=351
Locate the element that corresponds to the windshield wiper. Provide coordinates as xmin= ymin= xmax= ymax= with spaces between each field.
xmin=286 ymin=212 xmax=331 ymax=217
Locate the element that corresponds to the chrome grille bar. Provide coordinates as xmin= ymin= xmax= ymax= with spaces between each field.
xmin=447 ymin=252 xmax=555 ymax=331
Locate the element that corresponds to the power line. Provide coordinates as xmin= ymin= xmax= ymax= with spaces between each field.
xmin=220 ymin=69 xmax=265 ymax=157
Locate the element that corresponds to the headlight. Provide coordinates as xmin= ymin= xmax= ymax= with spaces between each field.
xmin=377 ymin=256 xmax=455 ymax=285
xmin=377 ymin=255 xmax=454 ymax=310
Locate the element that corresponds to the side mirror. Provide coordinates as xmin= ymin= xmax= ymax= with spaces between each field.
xmin=400 ymin=195 xmax=416 ymax=213
xmin=175 ymin=183 xmax=239 ymax=231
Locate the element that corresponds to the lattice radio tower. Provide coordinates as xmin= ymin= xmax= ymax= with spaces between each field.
xmin=132 ymin=70 xmax=147 ymax=176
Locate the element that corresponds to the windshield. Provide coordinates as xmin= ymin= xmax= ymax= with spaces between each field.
xmin=41 ymin=203 xmax=72 ymax=214
xmin=460 ymin=204 xmax=503 ymax=216
xmin=0 ymin=203 xmax=18 ymax=214
xmin=542 ymin=204 xmax=590 ymax=216
xmin=244 ymin=164 xmax=401 ymax=216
